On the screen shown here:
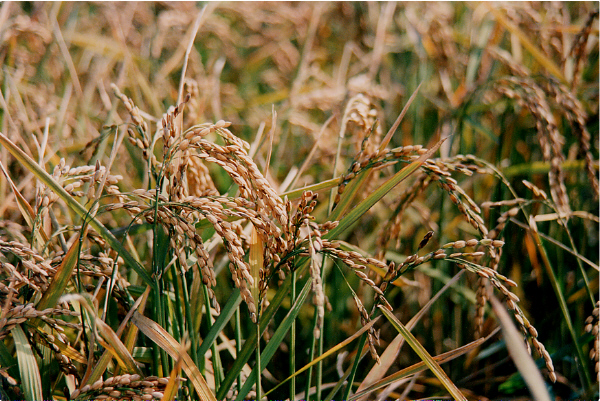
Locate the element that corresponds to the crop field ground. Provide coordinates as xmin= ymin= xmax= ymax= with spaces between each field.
xmin=0 ymin=2 xmax=598 ymax=400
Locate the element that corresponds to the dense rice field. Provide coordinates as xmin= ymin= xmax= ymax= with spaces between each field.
xmin=0 ymin=2 xmax=598 ymax=400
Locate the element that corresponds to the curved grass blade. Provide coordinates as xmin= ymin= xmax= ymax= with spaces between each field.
xmin=60 ymin=294 xmax=142 ymax=375
xmin=12 ymin=325 xmax=43 ymax=401
xmin=489 ymin=294 xmax=552 ymax=401
xmin=131 ymin=311 xmax=217 ymax=401
xmin=263 ymin=316 xmax=380 ymax=397
xmin=0 ymin=160 xmax=48 ymax=246
xmin=356 ymin=270 xmax=465 ymax=399
xmin=216 ymin=273 xmax=309 ymax=399
xmin=323 ymin=344 xmax=370 ymax=401
xmin=509 ymin=217 xmax=598 ymax=272
xmin=282 ymin=176 xmax=341 ymax=201
xmin=94 ymin=318 xmax=142 ymax=374
xmin=34 ymin=235 xmax=80 ymax=316
xmin=326 ymin=136 xmax=447 ymax=237
xmin=528 ymin=216 xmax=591 ymax=389
xmin=378 ymin=82 xmax=423 ymax=152
xmin=330 ymin=82 xmax=423 ymax=219
xmin=379 ymin=306 xmax=467 ymax=401
xmin=162 ymin=350 xmax=184 ymax=401
xmin=0 ymin=132 xmax=153 ymax=286
xmin=234 ymin=279 xmax=312 ymax=401
xmin=196 ymin=289 xmax=242 ymax=360
xmin=34 ymin=326 xmax=86 ymax=364
xmin=349 ymin=327 xmax=500 ymax=401
xmin=82 ymin=286 xmax=150 ymax=386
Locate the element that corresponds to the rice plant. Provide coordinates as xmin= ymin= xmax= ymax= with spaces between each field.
xmin=0 ymin=2 xmax=597 ymax=400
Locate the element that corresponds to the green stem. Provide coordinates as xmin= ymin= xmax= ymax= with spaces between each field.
xmin=324 ymin=347 xmax=368 ymax=401
xmin=235 ymin=307 xmax=242 ymax=395
xmin=217 ymin=268 xmax=306 ymax=399
xmin=171 ymin=265 xmax=185 ymax=343
xmin=290 ymin=268 xmax=297 ymax=400
xmin=305 ymin=253 xmax=327 ymax=401
xmin=202 ymin=284 xmax=223 ymax=389
xmin=329 ymin=130 xmax=344 ymax=212
xmin=255 ymin=321 xmax=262 ymax=401
xmin=158 ymin=279 xmax=169 ymax=376
xmin=304 ymin=317 xmax=317 ymax=401
xmin=530 ymin=218 xmax=592 ymax=391
xmin=180 ymin=268 xmax=200 ymax=377
xmin=558 ymin=219 xmax=595 ymax=306
xmin=316 ymin=320 xmax=324 ymax=401
xmin=341 ymin=333 xmax=367 ymax=400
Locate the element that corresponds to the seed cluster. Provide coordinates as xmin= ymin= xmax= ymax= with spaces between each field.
xmin=71 ymin=374 xmax=177 ymax=401
xmin=494 ymin=77 xmax=571 ymax=216
xmin=567 ymin=10 xmax=599 ymax=89
xmin=0 ymin=302 xmax=79 ymax=339
xmin=585 ymin=302 xmax=599 ymax=381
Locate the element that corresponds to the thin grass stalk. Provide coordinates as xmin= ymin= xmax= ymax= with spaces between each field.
xmin=151 ymin=294 xmax=164 ymax=376
xmin=288 ymin=114 xmax=336 ymax=192
xmin=235 ymin=280 xmax=312 ymax=401
xmin=342 ymin=326 xmax=368 ymax=400
xmin=202 ymin=283 xmax=223 ymax=389
xmin=151 ymin=193 xmax=170 ymax=377
xmin=216 ymin=269 xmax=309 ymax=399
xmin=509 ymin=218 xmax=598 ymax=271
xmin=304 ymin=318 xmax=316 ymax=400
xmin=379 ymin=306 xmax=467 ymax=400
xmin=290 ymin=268 xmax=297 ymax=400
xmin=324 ymin=345 xmax=369 ymax=401
xmin=304 ymin=254 xmax=327 ymax=401
xmin=348 ymin=328 xmax=499 ymax=401
xmin=160 ymin=287 xmax=171 ymax=376
xmin=196 ymin=289 xmax=242 ymax=363
xmin=180 ymin=266 xmax=200 ymax=375
xmin=102 ymin=230 xmax=121 ymax=321
xmin=263 ymin=318 xmax=380 ymax=397
xmin=255 ymin=321 xmax=262 ymax=401
xmin=529 ymin=216 xmax=593 ymax=392
xmin=329 ymin=125 xmax=345 ymax=212
xmin=339 ymin=256 xmax=378 ymax=401
xmin=235 ymin=307 xmax=242 ymax=395
xmin=554 ymin=218 xmax=596 ymax=305
xmin=272 ymin=123 xmax=290 ymax=177
xmin=40 ymin=345 xmax=52 ymax=400
xmin=171 ymin=265 xmax=185 ymax=343
xmin=176 ymin=4 xmax=208 ymax=106
xmin=316 ymin=323 xmax=324 ymax=401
